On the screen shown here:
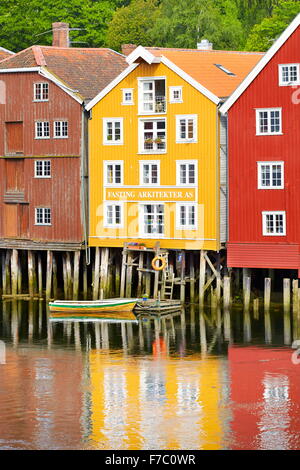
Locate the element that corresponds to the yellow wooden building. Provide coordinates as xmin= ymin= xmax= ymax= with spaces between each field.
xmin=86 ymin=44 xmax=262 ymax=251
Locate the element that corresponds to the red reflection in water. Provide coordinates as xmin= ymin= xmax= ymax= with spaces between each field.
xmin=229 ymin=346 xmax=300 ymax=450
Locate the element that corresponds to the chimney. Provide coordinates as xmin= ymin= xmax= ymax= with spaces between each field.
xmin=52 ymin=22 xmax=69 ymax=48
xmin=121 ymin=44 xmax=137 ymax=56
xmin=197 ymin=39 xmax=213 ymax=51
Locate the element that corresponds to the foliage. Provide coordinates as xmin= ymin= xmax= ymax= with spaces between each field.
xmin=245 ymin=0 xmax=300 ymax=51
xmin=106 ymin=0 xmax=160 ymax=51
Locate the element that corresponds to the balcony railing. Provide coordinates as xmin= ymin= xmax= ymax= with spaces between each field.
xmin=155 ymin=96 xmax=166 ymax=113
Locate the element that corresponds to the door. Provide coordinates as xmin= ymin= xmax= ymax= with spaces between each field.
xmin=4 ymin=204 xmax=18 ymax=237
xmin=6 ymin=159 xmax=24 ymax=191
xmin=6 ymin=122 xmax=24 ymax=155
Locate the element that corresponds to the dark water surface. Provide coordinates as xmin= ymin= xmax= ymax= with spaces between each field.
xmin=0 ymin=300 xmax=300 ymax=450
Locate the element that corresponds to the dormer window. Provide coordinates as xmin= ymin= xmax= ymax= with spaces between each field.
xmin=138 ymin=78 xmax=166 ymax=114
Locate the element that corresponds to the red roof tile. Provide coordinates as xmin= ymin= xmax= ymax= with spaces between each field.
xmin=0 ymin=47 xmax=14 ymax=61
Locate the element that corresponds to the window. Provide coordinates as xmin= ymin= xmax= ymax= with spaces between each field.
xmin=54 ymin=121 xmax=68 ymax=138
xmin=176 ymin=115 xmax=197 ymax=142
xmin=34 ymin=83 xmax=49 ymax=101
xmin=104 ymin=202 xmax=123 ymax=228
xmin=256 ymin=108 xmax=282 ymax=135
xmin=176 ymin=161 xmax=197 ymax=185
xmin=262 ymin=211 xmax=286 ymax=236
xmin=176 ymin=203 xmax=197 ymax=230
xmin=258 ymin=162 xmax=284 ymax=189
xmin=138 ymin=78 xmax=166 ymax=114
xmin=169 ymin=86 xmax=182 ymax=103
xmin=35 ymin=160 xmax=51 ymax=178
xmin=103 ymin=118 xmax=123 ymax=145
xmin=35 ymin=121 xmax=50 ymax=139
xmin=122 ymin=89 xmax=133 ymax=105
xmin=140 ymin=204 xmax=164 ymax=236
xmin=104 ymin=161 xmax=123 ymax=185
xmin=139 ymin=119 xmax=166 ymax=153
xmin=140 ymin=161 xmax=160 ymax=185
xmin=35 ymin=208 xmax=51 ymax=225
xmin=279 ymin=64 xmax=300 ymax=86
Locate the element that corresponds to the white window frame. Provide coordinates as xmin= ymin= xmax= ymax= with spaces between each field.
xmin=122 ymin=88 xmax=134 ymax=105
xmin=139 ymin=202 xmax=165 ymax=238
xmin=176 ymin=203 xmax=197 ymax=230
xmin=54 ymin=120 xmax=68 ymax=139
xmin=262 ymin=211 xmax=286 ymax=236
xmin=257 ymin=161 xmax=284 ymax=189
xmin=35 ymin=121 xmax=50 ymax=139
xmin=104 ymin=160 xmax=124 ymax=186
xmin=169 ymin=86 xmax=183 ymax=103
xmin=176 ymin=160 xmax=198 ymax=186
xmin=256 ymin=108 xmax=282 ymax=136
xmin=138 ymin=118 xmax=166 ymax=154
xmin=34 ymin=160 xmax=51 ymax=178
xmin=139 ymin=160 xmax=160 ymax=186
xmin=176 ymin=114 xmax=198 ymax=143
xmin=279 ymin=64 xmax=300 ymax=86
xmin=103 ymin=118 xmax=124 ymax=145
xmin=33 ymin=82 xmax=49 ymax=102
xmin=104 ymin=202 xmax=124 ymax=228
xmin=35 ymin=207 xmax=51 ymax=226
xmin=138 ymin=76 xmax=166 ymax=115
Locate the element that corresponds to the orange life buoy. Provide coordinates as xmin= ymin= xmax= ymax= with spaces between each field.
xmin=151 ymin=256 xmax=166 ymax=271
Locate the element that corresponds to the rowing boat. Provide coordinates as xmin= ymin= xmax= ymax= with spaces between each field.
xmin=49 ymin=298 xmax=138 ymax=314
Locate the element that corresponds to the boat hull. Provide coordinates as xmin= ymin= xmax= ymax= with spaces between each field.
xmin=49 ymin=299 xmax=137 ymax=314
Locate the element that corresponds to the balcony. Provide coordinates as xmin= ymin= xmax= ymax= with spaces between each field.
xmin=139 ymin=79 xmax=166 ymax=114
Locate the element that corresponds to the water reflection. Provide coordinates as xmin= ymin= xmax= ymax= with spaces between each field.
xmin=0 ymin=300 xmax=299 ymax=450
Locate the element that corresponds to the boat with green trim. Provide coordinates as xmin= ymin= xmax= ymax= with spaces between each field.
xmin=49 ymin=298 xmax=138 ymax=315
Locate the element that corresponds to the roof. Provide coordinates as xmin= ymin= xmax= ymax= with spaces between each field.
xmin=0 ymin=47 xmax=14 ymax=61
xmin=0 ymin=46 xmax=127 ymax=102
xmin=144 ymin=47 xmax=264 ymax=99
xmin=220 ymin=13 xmax=300 ymax=114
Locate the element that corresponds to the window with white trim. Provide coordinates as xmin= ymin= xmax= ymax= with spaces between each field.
xmin=35 ymin=160 xmax=51 ymax=178
xmin=139 ymin=119 xmax=166 ymax=153
xmin=103 ymin=118 xmax=123 ymax=145
xmin=34 ymin=83 xmax=49 ymax=101
xmin=138 ymin=78 xmax=166 ymax=114
xmin=176 ymin=203 xmax=197 ymax=230
xmin=262 ymin=211 xmax=286 ymax=236
xmin=176 ymin=161 xmax=197 ymax=185
xmin=140 ymin=161 xmax=160 ymax=185
xmin=279 ymin=64 xmax=300 ymax=86
xmin=258 ymin=162 xmax=284 ymax=189
xmin=35 ymin=207 xmax=51 ymax=225
xmin=35 ymin=121 xmax=50 ymax=139
xmin=140 ymin=204 xmax=164 ymax=236
xmin=104 ymin=161 xmax=123 ymax=185
xmin=169 ymin=86 xmax=182 ymax=103
xmin=54 ymin=121 xmax=68 ymax=138
xmin=122 ymin=88 xmax=133 ymax=105
xmin=104 ymin=202 xmax=123 ymax=227
xmin=176 ymin=115 xmax=197 ymax=142
xmin=256 ymin=109 xmax=282 ymax=135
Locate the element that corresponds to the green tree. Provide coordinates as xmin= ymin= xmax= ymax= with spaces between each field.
xmin=245 ymin=0 xmax=300 ymax=51
xmin=149 ymin=0 xmax=245 ymax=50
xmin=0 ymin=0 xmax=125 ymax=52
xmin=106 ymin=0 xmax=160 ymax=51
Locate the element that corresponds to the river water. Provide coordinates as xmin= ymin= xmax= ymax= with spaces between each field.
xmin=0 ymin=300 xmax=300 ymax=450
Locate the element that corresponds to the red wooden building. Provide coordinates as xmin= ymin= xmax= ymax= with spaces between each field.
xmin=220 ymin=14 xmax=300 ymax=276
xmin=0 ymin=23 xmax=126 ymax=252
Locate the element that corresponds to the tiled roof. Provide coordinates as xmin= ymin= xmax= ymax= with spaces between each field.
xmin=146 ymin=47 xmax=264 ymax=98
xmin=0 ymin=47 xmax=14 ymax=61
xmin=0 ymin=46 xmax=127 ymax=101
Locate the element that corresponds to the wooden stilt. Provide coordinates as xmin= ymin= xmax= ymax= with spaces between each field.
xmin=253 ymin=298 xmax=260 ymax=319
xmin=180 ymin=250 xmax=185 ymax=303
xmin=73 ymin=251 xmax=80 ymax=300
xmin=216 ymin=253 xmax=221 ymax=304
xmin=125 ymin=251 xmax=133 ymax=298
xmin=66 ymin=252 xmax=72 ymax=299
xmin=120 ymin=246 xmax=127 ymax=298
xmin=153 ymin=246 xmax=160 ymax=301
xmin=100 ymin=247 xmax=109 ymax=299
xmin=52 ymin=253 xmax=58 ymax=299
xmin=242 ymin=268 xmax=250 ymax=292
xmin=93 ymin=247 xmax=101 ymax=300
xmin=1 ymin=251 xmax=7 ymax=295
xmin=46 ymin=251 xmax=53 ymax=300
xmin=264 ymin=277 xmax=271 ymax=312
xmin=243 ymin=276 xmax=251 ymax=311
xmin=199 ymin=250 xmax=206 ymax=307
xmin=234 ymin=267 xmax=240 ymax=294
xmin=115 ymin=251 xmax=121 ymax=297
xmin=283 ymin=278 xmax=291 ymax=314
xmin=264 ymin=309 xmax=272 ymax=344
xmin=223 ymin=276 xmax=231 ymax=311
xmin=38 ymin=253 xmax=43 ymax=298
xmin=11 ymin=249 xmax=18 ymax=297
xmin=145 ymin=253 xmax=151 ymax=296
xmin=189 ymin=252 xmax=195 ymax=303
xmin=107 ymin=250 xmax=114 ymax=298
xmin=17 ymin=253 xmax=22 ymax=295
xmin=28 ymin=251 xmax=34 ymax=298
xmin=137 ymin=252 xmax=144 ymax=298
xmin=292 ymin=279 xmax=299 ymax=341
xmin=243 ymin=309 xmax=252 ymax=342
xmin=4 ymin=250 xmax=11 ymax=295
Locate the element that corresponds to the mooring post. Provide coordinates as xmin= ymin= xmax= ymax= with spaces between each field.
xmin=264 ymin=277 xmax=271 ymax=312
xmin=199 ymin=250 xmax=206 ymax=307
xmin=223 ymin=276 xmax=231 ymax=311
xmin=73 ymin=251 xmax=80 ymax=300
xmin=243 ymin=276 xmax=251 ymax=311
xmin=93 ymin=247 xmax=101 ymax=300
xmin=11 ymin=249 xmax=18 ymax=297
xmin=46 ymin=251 xmax=53 ymax=300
